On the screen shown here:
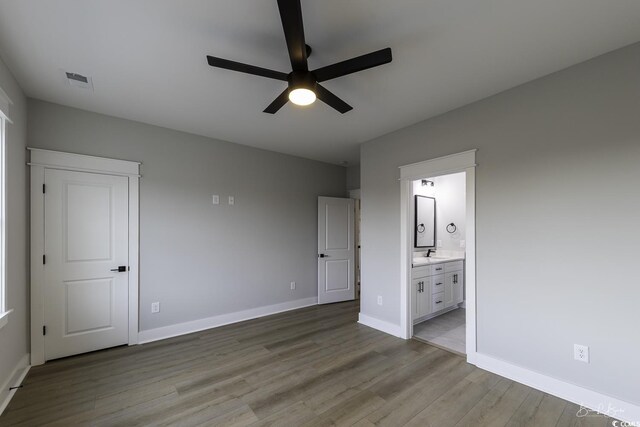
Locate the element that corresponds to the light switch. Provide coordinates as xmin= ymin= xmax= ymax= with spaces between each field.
xmin=212 ymin=195 xmax=219 ymax=205
xmin=228 ymin=196 xmax=235 ymax=205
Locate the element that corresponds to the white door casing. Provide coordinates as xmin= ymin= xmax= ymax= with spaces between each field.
xmin=398 ymin=149 xmax=477 ymax=364
xmin=30 ymin=148 xmax=140 ymax=366
xmin=318 ymin=197 xmax=355 ymax=304
xmin=44 ymin=169 xmax=129 ymax=360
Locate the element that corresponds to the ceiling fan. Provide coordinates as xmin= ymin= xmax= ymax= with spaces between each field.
xmin=206 ymin=0 xmax=392 ymax=114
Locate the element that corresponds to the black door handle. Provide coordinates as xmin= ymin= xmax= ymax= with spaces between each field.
xmin=110 ymin=266 xmax=127 ymax=272
xmin=318 ymin=254 xmax=327 ymax=258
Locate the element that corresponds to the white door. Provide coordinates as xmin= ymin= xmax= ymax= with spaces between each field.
xmin=44 ymin=169 xmax=129 ymax=360
xmin=318 ymin=197 xmax=355 ymax=304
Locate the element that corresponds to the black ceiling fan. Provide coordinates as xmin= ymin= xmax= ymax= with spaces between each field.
xmin=206 ymin=0 xmax=392 ymax=114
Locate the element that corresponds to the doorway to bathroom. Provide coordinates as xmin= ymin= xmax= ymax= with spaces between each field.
xmin=411 ymin=172 xmax=466 ymax=354
xmin=399 ymin=150 xmax=477 ymax=362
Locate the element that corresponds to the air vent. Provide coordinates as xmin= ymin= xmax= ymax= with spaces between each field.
xmin=65 ymin=72 xmax=88 ymax=83
xmin=63 ymin=70 xmax=93 ymax=90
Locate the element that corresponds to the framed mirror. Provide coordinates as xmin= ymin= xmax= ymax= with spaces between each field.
xmin=415 ymin=195 xmax=435 ymax=248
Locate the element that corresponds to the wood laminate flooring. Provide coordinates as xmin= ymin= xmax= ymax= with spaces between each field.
xmin=0 ymin=301 xmax=618 ymax=426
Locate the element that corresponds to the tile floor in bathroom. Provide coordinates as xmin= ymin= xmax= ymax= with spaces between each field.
xmin=413 ymin=307 xmax=466 ymax=355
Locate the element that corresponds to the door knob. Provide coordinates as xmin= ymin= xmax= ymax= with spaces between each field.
xmin=110 ymin=266 xmax=127 ymax=272
xmin=318 ymin=254 xmax=327 ymax=258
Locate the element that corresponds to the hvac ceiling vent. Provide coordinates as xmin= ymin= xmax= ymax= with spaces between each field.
xmin=63 ymin=71 xmax=93 ymax=90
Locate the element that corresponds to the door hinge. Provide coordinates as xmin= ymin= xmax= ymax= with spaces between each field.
xmin=43 ymin=325 xmax=47 ymax=336
xmin=42 ymin=183 xmax=46 ymax=194
xmin=43 ymin=254 xmax=46 ymax=265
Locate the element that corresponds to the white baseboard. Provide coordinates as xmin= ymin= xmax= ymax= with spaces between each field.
xmin=474 ymin=353 xmax=640 ymax=424
xmin=358 ymin=313 xmax=403 ymax=338
xmin=138 ymin=297 xmax=318 ymax=344
xmin=0 ymin=354 xmax=30 ymax=416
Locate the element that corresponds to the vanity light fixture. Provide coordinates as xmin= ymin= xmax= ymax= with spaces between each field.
xmin=421 ymin=179 xmax=434 ymax=187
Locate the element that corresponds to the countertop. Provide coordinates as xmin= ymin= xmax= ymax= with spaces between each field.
xmin=412 ymin=256 xmax=465 ymax=268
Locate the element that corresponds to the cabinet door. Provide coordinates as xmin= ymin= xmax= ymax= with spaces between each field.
xmin=418 ymin=277 xmax=432 ymax=317
xmin=452 ymin=271 xmax=464 ymax=304
xmin=411 ymin=279 xmax=420 ymax=320
xmin=444 ymin=272 xmax=455 ymax=308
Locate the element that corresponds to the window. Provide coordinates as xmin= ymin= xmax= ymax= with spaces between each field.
xmin=0 ymin=87 xmax=9 ymax=329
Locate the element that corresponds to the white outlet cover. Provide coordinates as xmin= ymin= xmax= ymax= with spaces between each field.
xmin=437 ymin=240 xmax=443 ymax=248
xmin=228 ymin=196 xmax=234 ymax=205
xmin=574 ymin=344 xmax=589 ymax=363
xmin=460 ymin=240 xmax=466 ymax=248
xmin=212 ymin=195 xmax=219 ymax=205
xmin=151 ymin=302 xmax=160 ymax=313
xmin=377 ymin=296 xmax=383 ymax=305
xmin=290 ymin=281 xmax=296 ymax=290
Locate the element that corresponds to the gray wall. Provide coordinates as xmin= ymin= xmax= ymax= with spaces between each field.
xmin=360 ymin=43 xmax=640 ymax=405
xmin=0 ymin=57 xmax=29 ymax=385
xmin=28 ymin=100 xmax=346 ymax=331
xmin=346 ymin=165 xmax=360 ymax=190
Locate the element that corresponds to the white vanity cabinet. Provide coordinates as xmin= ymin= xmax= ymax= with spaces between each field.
xmin=412 ymin=259 xmax=464 ymax=323
xmin=412 ymin=271 xmax=432 ymax=319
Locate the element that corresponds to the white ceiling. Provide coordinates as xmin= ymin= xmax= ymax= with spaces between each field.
xmin=1 ymin=1 xmax=639 ymax=164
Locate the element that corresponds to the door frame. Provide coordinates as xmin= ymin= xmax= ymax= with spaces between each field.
xmin=399 ymin=149 xmax=477 ymax=364
xmin=28 ymin=148 xmax=141 ymax=366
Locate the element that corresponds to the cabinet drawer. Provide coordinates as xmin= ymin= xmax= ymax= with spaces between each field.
xmin=431 ymin=274 xmax=445 ymax=294
xmin=432 ymin=292 xmax=446 ymax=312
xmin=412 ymin=266 xmax=429 ymax=279
xmin=431 ymin=264 xmax=446 ymax=275
xmin=445 ymin=260 xmax=464 ymax=272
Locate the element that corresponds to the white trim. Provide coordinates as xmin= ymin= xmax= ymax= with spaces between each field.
xmin=0 ymin=354 xmax=30 ymax=416
xmin=398 ymin=150 xmax=478 ymax=363
xmin=0 ymin=86 xmax=12 ymax=123
xmin=138 ymin=297 xmax=318 ymax=344
xmin=128 ymin=176 xmax=140 ymax=345
xmin=0 ymin=114 xmax=5 ymax=315
xmin=0 ymin=309 xmax=12 ymax=330
xmin=348 ymin=189 xmax=361 ymax=199
xmin=399 ymin=149 xmax=477 ymax=181
xmin=474 ymin=353 xmax=640 ymax=424
xmin=29 ymin=149 xmax=140 ymax=365
xmin=28 ymin=148 xmax=141 ymax=177
xmin=358 ymin=313 xmax=404 ymax=338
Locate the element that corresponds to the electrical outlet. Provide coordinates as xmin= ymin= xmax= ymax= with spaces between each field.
xmin=437 ymin=240 xmax=443 ymax=248
xmin=151 ymin=302 xmax=160 ymax=314
xmin=460 ymin=240 xmax=466 ymax=248
xmin=212 ymin=195 xmax=219 ymax=205
xmin=290 ymin=281 xmax=296 ymax=290
xmin=574 ymin=344 xmax=589 ymax=363
xmin=377 ymin=296 xmax=383 ymax=306
xmin=228 ymin=196 xmax=234 ymax=205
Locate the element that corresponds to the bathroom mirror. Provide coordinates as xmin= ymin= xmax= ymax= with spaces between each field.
xmin=415 ymin=195 xmax=435 ymax=248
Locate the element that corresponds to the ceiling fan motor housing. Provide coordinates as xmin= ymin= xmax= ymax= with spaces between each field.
xmin=288 ymin=71 xmax=317 ymax=93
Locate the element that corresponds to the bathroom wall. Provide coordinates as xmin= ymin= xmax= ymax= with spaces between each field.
xmin=412 ymin=172 xmax=466 ymax=254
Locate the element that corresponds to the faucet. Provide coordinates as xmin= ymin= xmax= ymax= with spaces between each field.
xmin=426 ymin=249 xmax=436 ymax=258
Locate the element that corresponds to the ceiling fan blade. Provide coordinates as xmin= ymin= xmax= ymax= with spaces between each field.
xmin=313 ymin=47 xmax=392 ymax=82
xmin=263 ymin=88 xmax=290 ymax=114
xmin=315 ymin=84 xmax=352 ymax=114
xmin=277 ymin=0 xmax=308 ymax=72
xmin=207 ymin=55 xmax=288 ymax=81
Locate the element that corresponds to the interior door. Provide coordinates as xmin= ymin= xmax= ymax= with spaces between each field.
xmin=44 ymin=169 xmax=129 ymax=360
xmin=318 ymin=197 xmax=355 ymax=304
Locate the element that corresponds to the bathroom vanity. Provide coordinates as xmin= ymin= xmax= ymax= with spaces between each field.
xmin=411 ymin=258 xmax=464 ymax=323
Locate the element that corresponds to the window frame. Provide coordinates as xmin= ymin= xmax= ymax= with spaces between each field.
xmin=0 ymin=94 xmax=9 ymax=330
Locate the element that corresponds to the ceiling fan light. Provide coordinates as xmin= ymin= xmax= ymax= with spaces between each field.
xmin=289 ymin=88 xmax=316 ymax=106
